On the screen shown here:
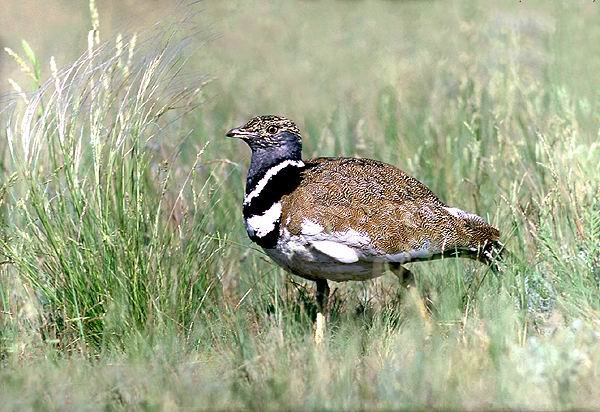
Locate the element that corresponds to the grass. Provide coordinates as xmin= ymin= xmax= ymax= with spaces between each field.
xmin=0 ymin=0 xmax=599 ymax=409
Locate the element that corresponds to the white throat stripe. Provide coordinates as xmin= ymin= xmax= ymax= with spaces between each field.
xmin=244 ymin=160 xmax=305 ymax=205
xmin=246 ymin=202 xmax=282 ymax=238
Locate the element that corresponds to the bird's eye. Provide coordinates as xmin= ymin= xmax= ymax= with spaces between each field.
xmin=266 ymin=125 xmax=278 ymax=134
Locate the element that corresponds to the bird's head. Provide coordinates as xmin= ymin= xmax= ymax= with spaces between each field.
xmin=226 ymin=115 xmax=302 ymax=156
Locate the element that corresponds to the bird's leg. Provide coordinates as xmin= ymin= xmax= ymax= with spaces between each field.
xmin=389 ymin=263 xmax=415 ymax=289
xmin=314 ymin=279 xmax=329 ymax=345
xmin=390 ymin=263 xmax=434 ymax=318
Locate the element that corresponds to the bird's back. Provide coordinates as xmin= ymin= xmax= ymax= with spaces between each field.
xmin=279 ymin=157 xmax=500 ymax=262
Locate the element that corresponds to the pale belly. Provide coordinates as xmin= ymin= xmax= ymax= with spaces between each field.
xmin=263 ymin=231 xmax=388 ymax=282
xmin=264 ymin=247 xmax=387 ymax=282
xmin=251 ymin=220 xmax=442 ymax=282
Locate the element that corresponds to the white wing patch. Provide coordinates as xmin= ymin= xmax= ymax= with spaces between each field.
xmin=245 ymin=202 xmax=282 ymax=238
xmin=383 ymin=247 xmax=435 ymax=263
xmin=297 ymin=226 xmax=372 ymax=263
xmin=445 ymin=207 xmax=485 ymax=223
xmin=301 ymin=219 xmax=324 ymax=235
xmin=311 ymin=240 xmax=360 ymax=264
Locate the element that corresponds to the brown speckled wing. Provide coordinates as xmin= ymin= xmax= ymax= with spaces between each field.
xmin=280 ymin=157 xmax=499 ymax=255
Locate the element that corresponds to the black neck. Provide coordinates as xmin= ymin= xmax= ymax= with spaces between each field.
xmin=241 ymin=132 xmax=304 ymax=250
xmin=246 ymin=133 xmax=303 ymax=193
xmin=243 ymin=145 xmax=303 ymax=220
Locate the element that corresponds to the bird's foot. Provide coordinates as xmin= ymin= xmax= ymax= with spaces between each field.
xmin=314 ymin=279 xmax=329 ymax=346
xmin=314 ymin=311 xmax=326 ymax=345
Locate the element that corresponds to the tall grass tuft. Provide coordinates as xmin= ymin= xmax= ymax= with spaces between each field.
xmin=0 ymin=16 xmax=221 ymax=354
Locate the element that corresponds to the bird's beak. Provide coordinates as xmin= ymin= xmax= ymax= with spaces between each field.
xmin=226 ymin=127 xmax=249 ymax=138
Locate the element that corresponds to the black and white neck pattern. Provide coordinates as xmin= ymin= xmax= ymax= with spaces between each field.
xmin=243 ymin=159 xmax=305 ymax=248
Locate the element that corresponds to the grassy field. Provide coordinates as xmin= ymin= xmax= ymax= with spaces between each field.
xmin=1 ymin=0 xmax=599 ymax=409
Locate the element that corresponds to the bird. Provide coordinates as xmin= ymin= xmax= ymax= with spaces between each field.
xmin=226 ymin=115 xmax=503 ymax=343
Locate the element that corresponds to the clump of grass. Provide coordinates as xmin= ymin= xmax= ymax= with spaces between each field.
xmin=0 ymin=7 xmax=222 ymax=354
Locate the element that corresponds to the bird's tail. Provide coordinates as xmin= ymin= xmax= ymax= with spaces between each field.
xmin=457 ymin=213 xmax=506 ymax=273
xmin=479 ymin=239 xmax=507 ymax=273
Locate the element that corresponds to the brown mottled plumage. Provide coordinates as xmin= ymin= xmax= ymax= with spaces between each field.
xmin=281 ymin=156 xmax=500 ymax=258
